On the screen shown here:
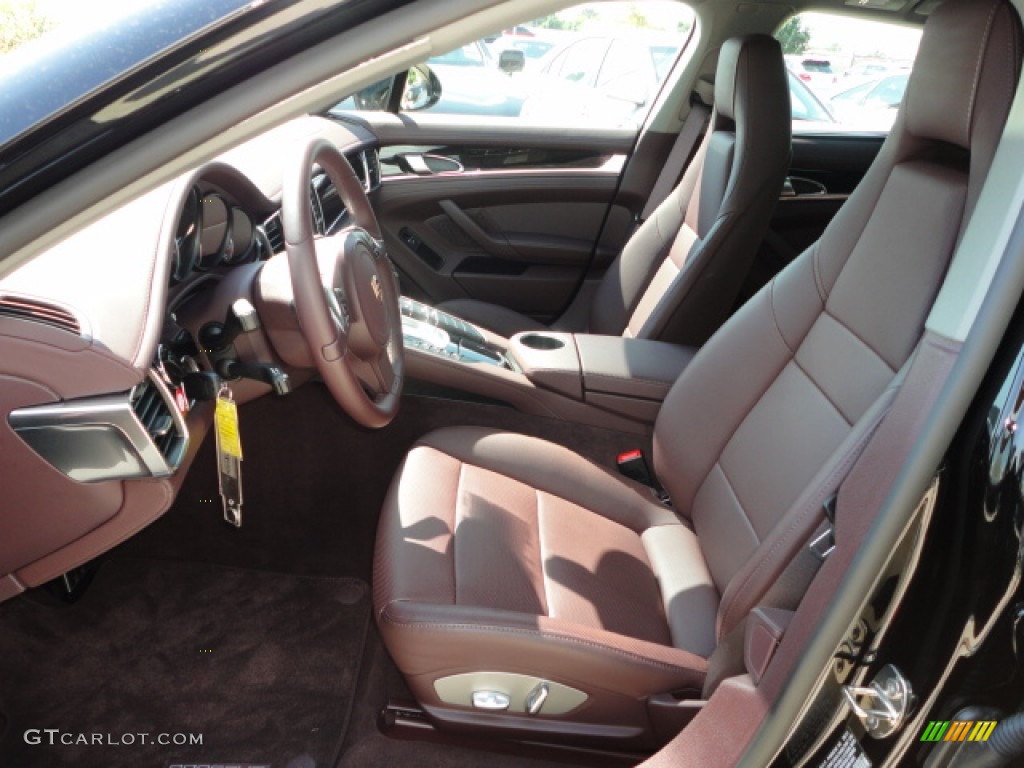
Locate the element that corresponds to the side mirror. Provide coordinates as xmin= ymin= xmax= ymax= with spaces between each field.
xmin=352 ymin=78 xmax=394 ymax=111
xmin=352 ymin=63 xmax=442 ymax=112
xmin=400 ymin=63 xmax=442 ymax=111
xmin=498 ymin=49 xmax=526 ymax=75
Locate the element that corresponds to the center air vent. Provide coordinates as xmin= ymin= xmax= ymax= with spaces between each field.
xmin=0 ymin=295 xmax=81 ymax=335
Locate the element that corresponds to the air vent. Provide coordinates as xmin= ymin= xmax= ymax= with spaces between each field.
xmin=363 ymin=149 xmax=381 ymax=191
xmin=0 ymin=295 xmax=81 ymax=335
xmin=313 ymin=173 xmax=344 ymax=234
xmin=309 ymin=180 xmax=326 ymax=235
xmin=264 ymin=212 xmax=284 ymax=253
xmin=131 ymin=373 xmax=183 ymax=463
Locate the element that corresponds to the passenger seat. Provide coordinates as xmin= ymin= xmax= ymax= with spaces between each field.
xmin=438 ymin=33 xmax=791 ymax=346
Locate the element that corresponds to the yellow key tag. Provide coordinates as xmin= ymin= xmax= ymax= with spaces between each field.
xmin=214 ymin=387 xmax=243 ymax=527
xmin=215 ymin=394 xmax=243 ymax=459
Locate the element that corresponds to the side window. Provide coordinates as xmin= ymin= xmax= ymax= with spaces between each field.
xmin=334 ymin=1 xmax=696 ymax=130
xmin=597 ymin=40 xmax=652 ymax=90
xmin=430 ymin=43 xmax=487 ymax=68
xmin=788 ymin=72 xmax=831 ymax=123
xmin=869 ymin=75 xmax=909 ymax=108
xmin=776 ymin=12 xmax=921 ymax=134
xmin=557 ymin=38 xmax=608 ymax=85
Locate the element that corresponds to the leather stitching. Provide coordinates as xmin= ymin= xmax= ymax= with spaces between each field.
xmin=823 ymin=307 xmax=893 ymax=372
xmin=585 ymin=371 xmax=679 ymax=389
xmin=535 ymin=490 xmax=553 ymax=618
xmin=767 ymin=277 xmax=797 ymax=356
xmin=965 ymin=0 xmax=1002 ymax=143
xmin=790 ymin=356 xmax=853 ymax=428
xmin=714 ymin=462 xmax=761 ymax=546
xmin=811 ymin=243 xmax=829 ymax=305
xmin=381 ymin=603 xmax=708 ymax=674
xmin=452 ymin=460 xmax=465 ymax=606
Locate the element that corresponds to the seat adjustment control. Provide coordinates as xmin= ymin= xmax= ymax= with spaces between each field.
xmin=471 ymin=690 xmax=511 ymax=711
xmin=525 ymin=682 xmax=550 ymax=716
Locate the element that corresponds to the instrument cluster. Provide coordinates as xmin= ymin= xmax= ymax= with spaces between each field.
xmin=171 ymin=185 xmax=272 ymax=284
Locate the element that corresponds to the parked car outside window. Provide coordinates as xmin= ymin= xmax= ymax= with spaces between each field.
xmin=829 ymin=73 xmax=909 ymax=131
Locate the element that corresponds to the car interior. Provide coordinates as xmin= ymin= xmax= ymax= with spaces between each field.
xmin=2 ymin=0 xmax=1024 ymax=766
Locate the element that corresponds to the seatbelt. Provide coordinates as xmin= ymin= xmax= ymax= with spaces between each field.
xmin=640 ymin=92 xmax=712 ymax=221
xmin=704 ymin=333 xmax=960 ymax=695
xmin=713 ymin=364 xmax=906 ymax=642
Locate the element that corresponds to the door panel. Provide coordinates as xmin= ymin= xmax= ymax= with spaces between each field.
xmin=773 ymin=132 xmax=885 ymax=254
xmin=363 ymin=114 xmax=638 ymax=320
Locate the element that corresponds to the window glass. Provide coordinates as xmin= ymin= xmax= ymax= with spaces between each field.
xmin=0 ymin=0 xmax=252 ymax=148
xmin=598 ymin=40 xmax=650 ymax=88
xmin=558 ymin=38 xmax=608 ymax=85
xmin=788 ymin=72 xmax=831 ymax=123
xmin=430 ymin=42 xmax=487 ymax=67
xmin=334 ymin=1 xmax=696 ymax=130
xmin=776 ymin=12 xmax=922 ymax=134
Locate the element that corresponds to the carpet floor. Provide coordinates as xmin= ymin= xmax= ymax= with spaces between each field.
xmin=0 ymin=558 xmax=369 ymax=768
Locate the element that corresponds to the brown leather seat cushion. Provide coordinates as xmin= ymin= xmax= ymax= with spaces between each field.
xmin=374 ymin=427 xmax=716 ymax=739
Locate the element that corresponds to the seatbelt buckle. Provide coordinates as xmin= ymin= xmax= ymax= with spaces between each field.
xmin=617 ymin=449 xmax=671 ymax=505
xmin=617 ymin=449 xmax=650 ymax=482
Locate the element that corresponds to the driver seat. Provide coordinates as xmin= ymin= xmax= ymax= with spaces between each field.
xmin=374 ymin=0 xmax=1020 ymax=747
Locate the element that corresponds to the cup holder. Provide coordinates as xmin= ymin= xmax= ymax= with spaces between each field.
xmin=519 ymin=333 xmax=565 ymax=351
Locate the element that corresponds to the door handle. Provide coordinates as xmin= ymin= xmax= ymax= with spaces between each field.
xmin=439 ymin=199 xmax=519 ymax=259
xmin=782 ymin=176 xmax=828 ymax=197
xmin=394 ymin=153 xmax=464 ymax=176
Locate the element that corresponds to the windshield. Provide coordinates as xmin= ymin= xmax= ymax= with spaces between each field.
xmin=0 ymin=0 xmax=256 ymax=149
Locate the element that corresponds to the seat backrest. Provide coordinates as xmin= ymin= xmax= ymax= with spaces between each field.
xmin=653 ymin=0 xmax=1021 ymax=644
xmin=589 ymin=34 xmax=791 ymax=345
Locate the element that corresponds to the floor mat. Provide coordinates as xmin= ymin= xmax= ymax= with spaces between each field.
xmin=0 ymin=559 xmax=369 ymax=768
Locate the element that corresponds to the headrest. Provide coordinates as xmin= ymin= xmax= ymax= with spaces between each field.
xmin=714 ymin=34 xmax=786 ymax=123
xmin=905 ymin=0 xmax=1021 ymax=149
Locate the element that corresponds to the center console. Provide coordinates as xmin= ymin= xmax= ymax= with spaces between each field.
xmin=400 ymin=297 xmax=696 ymax=434
xmin=400 ymin=297 xmax=514 ymax=369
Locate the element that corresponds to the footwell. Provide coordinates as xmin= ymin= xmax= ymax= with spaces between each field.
xmin=0 ymin=559 xmax=370 ymax=768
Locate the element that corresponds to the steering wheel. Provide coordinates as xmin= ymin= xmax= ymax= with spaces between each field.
xmin=283 ymin=138 xmax=404 ymax=428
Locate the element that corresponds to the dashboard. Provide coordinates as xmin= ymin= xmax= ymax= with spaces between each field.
xmin=0 ymin=115 xmax=379 ymax=601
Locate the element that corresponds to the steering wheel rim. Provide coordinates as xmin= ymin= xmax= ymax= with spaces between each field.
xmin=283 ymin=137 xmax=404 ymax=428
